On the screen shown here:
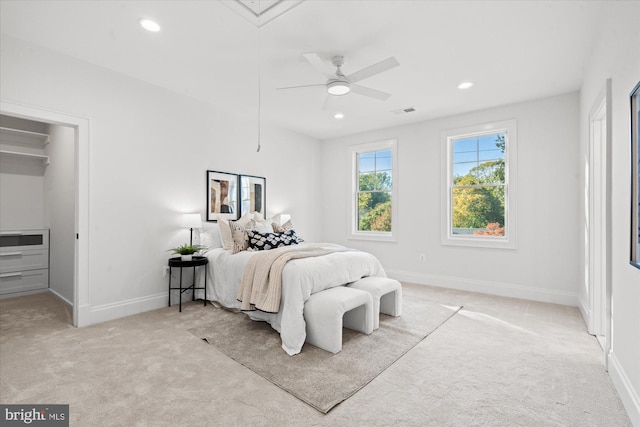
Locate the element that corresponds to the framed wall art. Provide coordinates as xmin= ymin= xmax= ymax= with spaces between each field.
xmin=631 ymin=81 xmax=640 ymax=269
xmin=240 ymin=175 xmax=266 ymax=220
xmin=206 ymin=170 xmax=239 ymax=222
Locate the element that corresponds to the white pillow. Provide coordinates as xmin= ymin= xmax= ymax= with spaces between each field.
xmin=217 ymin=216 xmax=234 ymax=251
xmin=237 ymin=211 xmax=254 ymax=226
xmin=199 ymin=225 xmax=222 ymax=252
xmin=252 ymin=215 xmax=274 ymax=233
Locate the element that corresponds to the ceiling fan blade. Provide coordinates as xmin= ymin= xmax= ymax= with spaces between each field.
xmin=321 ymin=95 xmax=330 ymax=110
xmin=351 ymin=84 xmax=392 ymax=101
xmin=321 ymin=95 xmax=338 ymax=111
xmin=346 ymin=56 xmax=399 ymax=83
xmin=276 ymin=83 xmax=326 ymax=91
xmin=302 ymin=53 xmax=336 ymax=79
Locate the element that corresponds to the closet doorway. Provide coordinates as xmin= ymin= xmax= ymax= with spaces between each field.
xmin=0 ymin=100 xmax=89 ymax=327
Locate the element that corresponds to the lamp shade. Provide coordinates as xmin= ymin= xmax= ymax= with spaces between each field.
xmin=181 ymin=213 xmax=202 ymax=229
xmin=280 ymin=213 xmax=291 ymax=224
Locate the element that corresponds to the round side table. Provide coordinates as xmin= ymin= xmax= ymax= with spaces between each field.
xmin=168 ymin=256 xmax=208 ymax=312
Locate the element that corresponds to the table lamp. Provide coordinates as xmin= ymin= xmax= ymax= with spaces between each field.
xmin=181 ymin=213 xmax=202 ymax=246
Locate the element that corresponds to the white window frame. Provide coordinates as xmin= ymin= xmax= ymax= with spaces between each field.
xmin=441 ymin=119 xmax=517 ymax=249
xmin=349 ymin=139 xmax=398 ymax=242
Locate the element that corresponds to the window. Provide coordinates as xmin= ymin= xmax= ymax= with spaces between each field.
xmin=350 ymin=139 xmax=397 ymax=241
xmin=441 ymin=120 xmax=517 ymax=248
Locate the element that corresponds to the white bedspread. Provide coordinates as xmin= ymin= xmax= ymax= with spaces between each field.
xmin=197 ymin=243 xmax=386 ymax=355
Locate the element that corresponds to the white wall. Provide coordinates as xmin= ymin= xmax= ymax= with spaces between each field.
xmin=320 ymin=92 xmax=580 ymax=306
xmin=45 ymin=124 xmax=75 ymax=304
xmin=0 ymin=35 xmax=321 ymax=322
xmin=579 ymin=3 xmax=640 ymax=425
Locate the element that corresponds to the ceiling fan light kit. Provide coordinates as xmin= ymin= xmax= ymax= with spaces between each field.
xmin=327 ymin=80 xmax=351 ymax=95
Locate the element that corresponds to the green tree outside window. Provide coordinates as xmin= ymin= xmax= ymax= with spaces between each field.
xmin=357 ymin=150 xmax=392 ymax=232
xmin=452 ymin=134 xmax=506 ymax=236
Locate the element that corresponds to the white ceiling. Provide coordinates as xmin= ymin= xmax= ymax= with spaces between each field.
xmin=0 ymin=1 xmax=606 ymax=140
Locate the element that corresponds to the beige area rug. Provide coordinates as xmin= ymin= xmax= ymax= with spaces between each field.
xmin=189 ymin=290 xmax=462 ymax=413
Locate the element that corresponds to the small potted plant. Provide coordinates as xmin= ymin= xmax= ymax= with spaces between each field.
xmin=169 ymin=244 xmax=204 ymax=261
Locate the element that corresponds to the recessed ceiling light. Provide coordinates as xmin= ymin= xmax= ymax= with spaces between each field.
xmin=457 ymin=81 xmax=474 ymax=90
xmin=334 ymin=112 xmax=344 ymax=120
xmin=139 ymin=18 xmax=161 ymax=32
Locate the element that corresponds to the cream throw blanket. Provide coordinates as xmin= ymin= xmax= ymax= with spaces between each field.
xmin=237 ymin=245 xmax=344 ymax=313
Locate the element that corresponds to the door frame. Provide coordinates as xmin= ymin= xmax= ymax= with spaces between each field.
xmin=586 ymin=79 xmax=612 ymax=369
xmin=1 ymin=100 xmax=90 ymax=327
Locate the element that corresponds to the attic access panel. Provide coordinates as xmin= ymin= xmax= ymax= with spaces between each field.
xmin=222 ymin=0 xmax=305 ymax=27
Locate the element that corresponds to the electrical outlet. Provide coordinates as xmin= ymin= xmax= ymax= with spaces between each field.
xmin=418 ymin=253 xmax=426 ymax=262
xmin=163 ymin=266 xmax=170 ymax=277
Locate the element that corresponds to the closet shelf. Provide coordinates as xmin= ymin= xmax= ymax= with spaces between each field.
xmin=0 ymin=126 xmax=50 ymax=146
xmin=0 ymin=150 xmax=50 ymax=165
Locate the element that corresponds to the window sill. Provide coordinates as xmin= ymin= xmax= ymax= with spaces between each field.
xmin=441 ymin=235 xmax=516 ymax=250
xmin=349 ymin=232 xmax=397 ymax=243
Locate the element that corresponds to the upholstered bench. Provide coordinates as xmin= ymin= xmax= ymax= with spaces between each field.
xmin=304 ymin=286 xmax=374 ymax=354
xmin=348 ymin=276 xmax=402 ymax=329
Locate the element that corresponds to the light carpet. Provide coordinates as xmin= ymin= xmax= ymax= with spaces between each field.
xmin=1 ymin=285 xmax=632 ymax=425
xmin=189 ymin=290 xmax=461 ymax=413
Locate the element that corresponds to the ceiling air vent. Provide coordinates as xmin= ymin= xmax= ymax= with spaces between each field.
xmin=392 ymin=107 xmax=416 ymax=115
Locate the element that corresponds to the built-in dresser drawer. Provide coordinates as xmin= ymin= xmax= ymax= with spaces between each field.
xmin=0 ymin=268 xmax=49 ymax=295
xmin=0 ymin=229 xmax=49 ymax=251
xmin=0 ymin=229 xmax=49 ymax=297
xmin=0 ymin=249 xmax=49 ymax=273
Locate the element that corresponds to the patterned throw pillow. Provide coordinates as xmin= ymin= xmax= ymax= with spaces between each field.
xmin=271 ymin=219 xmax=305 ymax=242
xmin=247 ymin=229 xmax=300 ymax=251
xmin=272 ymin=219 xmax=293 ymax=233
xmin=230 ymin=219 xmax=257 ymax=254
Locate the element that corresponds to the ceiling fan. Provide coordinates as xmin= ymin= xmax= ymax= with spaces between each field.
xmin=277 ymin=53 xmax=400 ymax=104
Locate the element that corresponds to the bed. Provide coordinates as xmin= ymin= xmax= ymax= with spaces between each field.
xmin=194 ymin=215 xmax=386 ymax=355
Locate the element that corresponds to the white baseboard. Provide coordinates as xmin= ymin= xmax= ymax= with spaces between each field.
xmin=76 ymin=303 xmax=92 ymax=327
xmin=577 ymin=295 xmax=592 ymax=333
xmin=0 ymin=289 xmax=47 ymax=299
xmin=86 ymin=292 xmax=168 ymax=325
xmin=48 ymin=288 xmax=73 ymax=307
xmin=608 ymin=350 xmax=640 ymax=426
xmin=386 ymin=269 xmax=579 ymax=306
